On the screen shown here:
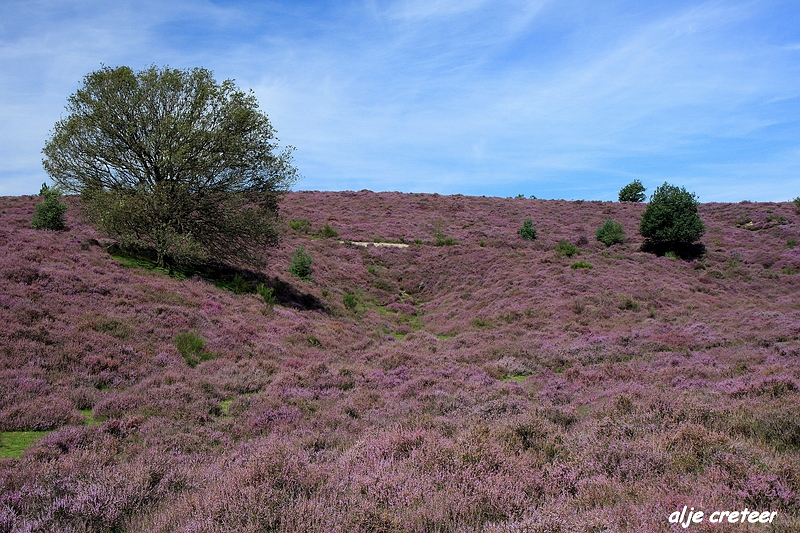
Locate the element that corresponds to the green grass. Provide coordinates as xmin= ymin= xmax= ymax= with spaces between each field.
xmin=110 ymin=250 xmax=257 ymax=294
xmin=219 ymin=399 xmax=233 ymax=416
xmin=501 ymin=374 xmax=529 ymax=383
xmin=174 ymin=332 xmax=215 ymax=368
xmin=80 ymin=409 xmax=102 ymax=426
xmin=0 ymin=431 xmax=51 ymax=458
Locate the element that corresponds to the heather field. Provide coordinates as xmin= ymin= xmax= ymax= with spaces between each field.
xmin=1 ymin=191 xmax=800 ymax=533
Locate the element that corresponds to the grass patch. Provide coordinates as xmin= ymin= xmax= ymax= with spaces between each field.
xmin=570 ymin=261 xmax=593 ymax=269
xmin=80 ymin=409 xmax=102 ymax=426
xmin=219 ymin=399 xmax=233 ymax=416
xmin=174 ymin=332 xmax=215 ymax=368
xmin=502 ymin=374 xmax=529 ymax=383
xmin=0 ymin=431 xmax=51 ymax=458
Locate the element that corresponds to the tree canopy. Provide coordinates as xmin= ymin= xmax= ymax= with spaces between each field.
xmin=639 ymin=182 xmax=705 ymax=252
xmin=42 ymin=65 xmax=298 ymax=268
xmin=619 ymin=179 xmax=646 ymax=202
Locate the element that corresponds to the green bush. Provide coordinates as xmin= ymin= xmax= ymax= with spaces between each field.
xmin=289 ymin=246 xmax=313 ymax=279
xmin=231 ymin=274 xmax=249 ymax=294
xmin=31 ymin=183 xmax=67 ymax=230
xmin=639 ymin=182 xmax=705 ymax=252
xmin=595 ymin=219 xmax=625 ymax=246
xmin=793 ymin=197 xmax=800 ymax=212
xmin=619 ymin=180 xmax=646 ymax=202
xmin=257 ymin=284 xmax=276 ymax=305
xmin=555 ymin=240 xmax=579 ymax=257
xmin=317 ymin=223 xmax=339 ymax=239
xmin=571 ymin=261 xmax=593 ymax=269
xmin=289 ymin=219 xmax=311 ymax=233
xmin=343 ymin=292 xmax=357 ymax=309
xmin=174 ymin=332 xmax=214 ymax=368
xmin=519 ymin=219 xmax=537 ymax=240
xmin=433 ymin=220 xmax=457 ymax=246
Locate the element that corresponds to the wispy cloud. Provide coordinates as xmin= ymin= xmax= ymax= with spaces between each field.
xmin=1 ymin=0 xmax=799 ymax=200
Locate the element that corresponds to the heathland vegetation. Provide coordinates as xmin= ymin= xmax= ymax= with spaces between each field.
xmin=1 ymin=191 xmax=800 ymax=532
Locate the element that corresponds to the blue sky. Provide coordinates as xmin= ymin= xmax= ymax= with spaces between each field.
xmin=2 ymin=0 xmax=799 ymax=201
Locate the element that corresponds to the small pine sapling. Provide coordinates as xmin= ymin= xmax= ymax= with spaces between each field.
xmin=317 ymin=223 xmax=339 ymax=239
xmin=519 ymin=219 xmax=537 ymax=240
xmin=257 ymin=284 xmax=276 ymax=306
xmin=596 ymin=219 xmax=625 ymax=246
xmin=289 ymin=246 xmax=313 ymax=279
xmin=555 ymin=240 xmax=579 ymax=257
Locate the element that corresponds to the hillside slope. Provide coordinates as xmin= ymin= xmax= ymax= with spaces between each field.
xmin=1 ymin=191 xmax=799 ymax=532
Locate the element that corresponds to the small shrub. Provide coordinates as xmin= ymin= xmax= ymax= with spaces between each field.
xmin=519 ymin=219 xmax=537 ymax=240
xmin=472 ymin=317 xmax=489 ymax=327
xmin=433 ymin=220 xmax=457 ymax=246
xmin=31 ymin=183 xmax=67 ymax=230
xmin=174 ymin=332 xmax=214 ymax=368
xmin=317 ymin=222 xmax=338 ymax=238
xmin=782 ymin=265 xmax=797 ymax=275
xmin=595 ymin=219 xmax=625 ymax=246
xmin=343 ymin=292 xmax=357 ymax=309
xmin=619 ymin=179 xmax=646 ymax=202
xmin=571 ymin=261 xmax=593 ymax=269
xmin=619 ymin=296 xmax=639 ymax=311
xmin=787 ymin=238 xmax=797 ymax=249
xmin=555 ymin=240 xmax=579 ymax=257
xmin=289 ymin=218 xmax=311 ymax=233
xmin=257 ymin=284 xmax=276 ymax=305
xmin=231 ymin=274 xmax=249 ymax=294
xmin=793 ymin=197 xmax=800 ymax=212
xmin=289 ymin=246 xmax=312 ymax=279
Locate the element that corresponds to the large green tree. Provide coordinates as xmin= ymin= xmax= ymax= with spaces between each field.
xmin=42 ymin=65 xmax=298 ymax=268
xmin=639 ymin=182 xmax=705 ymax=252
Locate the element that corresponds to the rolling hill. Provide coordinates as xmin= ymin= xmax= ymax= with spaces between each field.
xmin=1 ymin=191 xmax=799 ymax=532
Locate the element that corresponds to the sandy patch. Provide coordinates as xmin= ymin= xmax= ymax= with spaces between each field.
xmin=340 ymin=241 xmax=410 ymax=248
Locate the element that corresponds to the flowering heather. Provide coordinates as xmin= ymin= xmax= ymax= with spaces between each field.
xmin=1 ymin=192 xmax=799 ymax=532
